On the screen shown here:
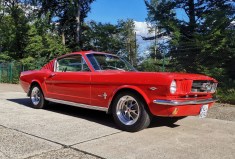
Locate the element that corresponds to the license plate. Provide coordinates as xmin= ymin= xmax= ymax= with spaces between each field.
xmin=199 ymin=104 xmax=209 ymax=118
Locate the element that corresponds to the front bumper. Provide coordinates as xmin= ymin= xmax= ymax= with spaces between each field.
xmin=149 ymin=98 xmax=217 ymax=117
xmin=153 ymin=98 xmax=218 ymax=106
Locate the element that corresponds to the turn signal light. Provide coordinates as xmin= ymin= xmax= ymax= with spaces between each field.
xmin=172 ymin=108 xmax=178 ymax=115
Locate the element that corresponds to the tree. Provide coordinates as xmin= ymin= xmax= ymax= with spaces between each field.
xmin=138 ymin=58 xmax=162 ymax=72
xmin=81 ymin=19 xmax=139 ymax=66
xmin=145 ymin=0 xmax=235 ymax=79
xmin=0 ymin=0 xmax=69 ymax=66
xmin=117 ymin=19 xmax=138 ymax=66
xmin=82 ymin=21 xmax=123 ymax=53
xmin=23 ymin=19 xmax=70 ymax=69
xmin=32 ymin=0 xmax=95 ymax=50
xmin=0 ymin=1 xmax=30 ymax=60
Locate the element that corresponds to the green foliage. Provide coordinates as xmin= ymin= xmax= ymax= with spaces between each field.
xmin=217 ymin=79 xmax=235 ymax=104
xmin=82 ymin=19 xmax=138 ymax=65
xmin=20 ymin=57 xmax=36 ymax=70
xmin=0 ymin=7 xmax=29 ymax=60
xmin=0 ymin=1 xmax=70 ymax=69
xmin=0 ymin=1 xmax=138 ymax=83
xmin=32 ymin=0 xmax=95 ymax=50
xmin=145 ymin=0 xmax=235 ymax=72
xmin=117 ymin=19 xmax=138 ymax=66
xmin=24 ymin=25 xmax=44 ymax=57
xmin=23 ymin=23 xmax=70 ymax=69
xmin=0 ymin=52 xmax=12 ymax=62
xmin=138 ymin=58 xmax=162 ymax=72
xmin=82 ymin=21 xmax=123 ymax=53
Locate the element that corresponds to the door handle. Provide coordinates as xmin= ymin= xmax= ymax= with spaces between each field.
xmin=49 ymin=73 xmax=56 ymax=78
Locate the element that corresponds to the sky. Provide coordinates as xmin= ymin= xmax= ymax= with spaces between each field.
xmin=86 ymin=0 xmax=155 ymax=54
xmin=85 ymin=0 xmax=188 ymax=53
xmin=86 ymin=0 xmax=148 ymax=24
xmin=86 ymin=0 xmax=234 ymax=54
xmin=85 ymin=0 xmax=193 ymax=54
xmin=86 ymin=0 xmax=188 ymax=27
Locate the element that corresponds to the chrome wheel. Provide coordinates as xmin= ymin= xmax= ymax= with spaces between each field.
xmin=31 ymin=87 xmax=41 ymax=106
xmin=116 ymin=95 xmax=140 ymax=125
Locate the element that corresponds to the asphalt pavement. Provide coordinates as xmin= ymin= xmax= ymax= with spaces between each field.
xmin=0 ymin=84 xmax=234 ymax=159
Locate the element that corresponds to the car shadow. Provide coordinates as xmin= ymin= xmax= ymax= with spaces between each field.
xmin=150 ymin=117 xmax=185 ymax=128
xmin=8 ymin=98 xmax=184 ymax=130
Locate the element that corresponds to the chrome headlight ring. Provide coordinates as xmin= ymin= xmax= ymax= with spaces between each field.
xmin=210 ymin=83 xmax=217 ymax=93
xmin=170 ymin=80 xmax=177 ymax=94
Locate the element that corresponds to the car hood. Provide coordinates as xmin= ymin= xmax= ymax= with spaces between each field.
xmin=158 ymin=72 xmax=217 ymax=81
xmin=95 ymin=71 xmax=217 ymax=85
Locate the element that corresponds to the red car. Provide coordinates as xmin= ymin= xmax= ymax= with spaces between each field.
xmin=20 ymin=51 xmax=218 ymax=132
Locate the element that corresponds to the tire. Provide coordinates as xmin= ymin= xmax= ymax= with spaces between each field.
xmin=30 ymin=85 xmax=46 ymax=109
xmin=112 ymin=92 xmax=151 ymax=132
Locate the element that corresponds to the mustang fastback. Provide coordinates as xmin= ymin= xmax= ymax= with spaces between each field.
xmin=20 ymin=51 xmax=218 ymax=132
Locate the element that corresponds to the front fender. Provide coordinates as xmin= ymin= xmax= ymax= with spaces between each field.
xmin=108 ymin=85 xmax=151 ymax=110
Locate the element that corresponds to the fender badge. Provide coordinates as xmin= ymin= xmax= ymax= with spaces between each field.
xmin=149 ymin=87 xmax=157 ymax=91
xmin=98 ymin=92 xmax=107 ymax=99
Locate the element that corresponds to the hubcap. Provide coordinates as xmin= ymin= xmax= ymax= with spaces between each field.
xmin=116 ymin=95 xmax=140 ymax=125
xmin=31 ymin=87 xmax=41 ymax=105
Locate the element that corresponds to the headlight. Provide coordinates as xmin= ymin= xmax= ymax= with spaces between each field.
xmin=210 ymin=83 xmax=217 ymax=93
xmin=170 ymin=80 xmax=177 ymax=94
xmin=205 ymin=83 xmax=212 ymax=91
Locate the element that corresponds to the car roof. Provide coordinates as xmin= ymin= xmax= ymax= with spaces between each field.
xmin=59 ymin=51 xmax=117 ymax=58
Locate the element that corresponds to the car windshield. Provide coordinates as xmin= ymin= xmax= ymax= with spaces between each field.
xmin=86 ymin=53 xmax=136 ymax=71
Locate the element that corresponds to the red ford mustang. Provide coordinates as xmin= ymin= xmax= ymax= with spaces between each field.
xmin=20 ymin=51 xmax=218 ymax=132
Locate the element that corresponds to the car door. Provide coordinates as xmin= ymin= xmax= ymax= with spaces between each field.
xmin=46 ymin=54 xmax=91 ymax=105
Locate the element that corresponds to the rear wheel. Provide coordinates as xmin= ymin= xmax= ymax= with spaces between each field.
xmin=112 ymin=92 xmax=151 ymax=132
xmin=30 ymin=85 xmax=46 ymax=109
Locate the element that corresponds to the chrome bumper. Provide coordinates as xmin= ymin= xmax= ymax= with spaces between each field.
xmin=153 ymin=98 xmax=218 ymax=106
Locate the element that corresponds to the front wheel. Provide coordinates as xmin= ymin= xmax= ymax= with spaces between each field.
xmin=30 ymin=85 xmax=46 ymax=109
xmin=112 ymin=92 xmax=151 ymax=132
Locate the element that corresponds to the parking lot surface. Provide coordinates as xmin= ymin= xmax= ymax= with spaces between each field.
xmin=0 ymin=84 xmax=234 ymax=159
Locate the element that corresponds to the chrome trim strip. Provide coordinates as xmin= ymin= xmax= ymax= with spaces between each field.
xmin=54 ymin=59 xmax=57 ymax=72
xmin=45 ymin=98 xmax=108 ymax=112
xmin=153 ymin=98 xmax=218 ymax=106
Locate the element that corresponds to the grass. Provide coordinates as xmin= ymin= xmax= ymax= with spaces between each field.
xmin=217 ymin=88 xmax=235 ymax=105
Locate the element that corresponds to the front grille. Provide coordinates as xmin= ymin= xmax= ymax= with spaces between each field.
xmin=180 ymin=80 xmax=191 ymax=92
xmin=191 ymin=80 xmax=214 ymax=93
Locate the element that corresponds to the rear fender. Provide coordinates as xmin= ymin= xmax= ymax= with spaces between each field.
xmin=27 ymin=80 xmax=43 ymax=96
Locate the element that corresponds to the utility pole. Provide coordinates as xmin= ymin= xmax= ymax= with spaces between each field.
xmin=127 ymin=37 xmax=131 ymax=63
xmin=134 ymin=32 xmax=137 ymax=66
xmin=154 ymin=27 xmax=157 ymax=61
xmin=162 ymin=49 xmax=166 ymax=72
xmin=75 ymin=1 xmax=81 ymax=45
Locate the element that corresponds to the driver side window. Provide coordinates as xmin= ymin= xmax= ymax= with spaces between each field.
xmin=56 ymin=55 xmax=90 ymax=72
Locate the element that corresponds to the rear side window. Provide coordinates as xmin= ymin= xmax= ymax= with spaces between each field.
xmin=86 ymin=54 xmax=100 ymax=70
xmin=55 ymin=55 xmax=90 ymax=72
